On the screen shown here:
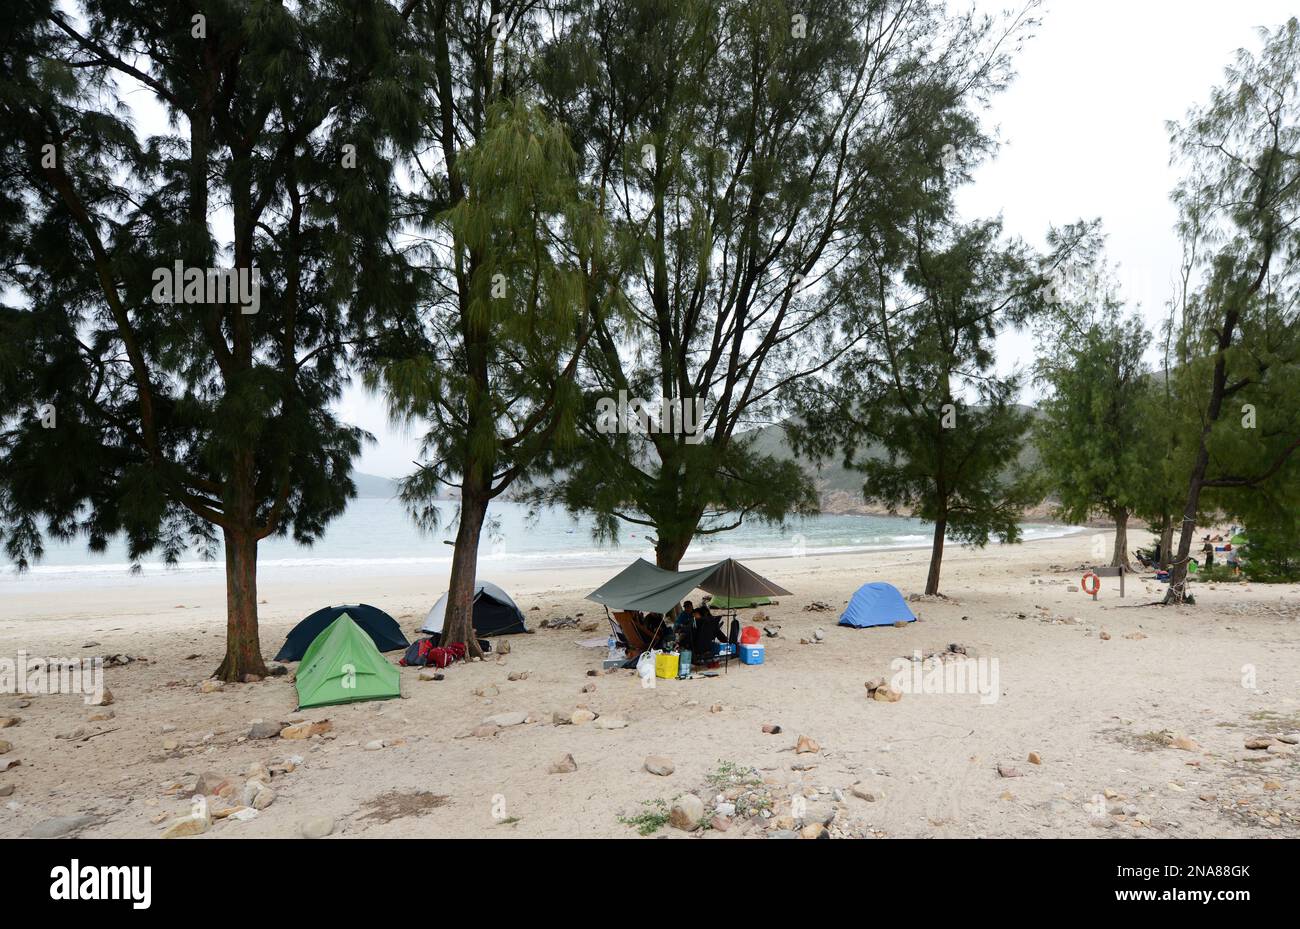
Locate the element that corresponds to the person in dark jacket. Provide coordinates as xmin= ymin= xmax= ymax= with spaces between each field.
xmin=691 ymin=604 xmax=727 ymax=658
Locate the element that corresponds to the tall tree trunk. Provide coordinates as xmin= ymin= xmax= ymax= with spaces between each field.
xmin=214 ymin=526 xmax=268 ymax=681
xmin=443 ymin=490 xmax=488 ymax=658
xmin=1110 ymin=507 xmax=1130 ymax=568
xmin=1164 ymin=444 xmax=1211 ymax=604
xmin=1158 ymin=514 xmax=1174 ymax=571
xmin=924 ymin=513 xmax=946 ymax=596
xmin=655 ymin=534 xmax=691 ymax=571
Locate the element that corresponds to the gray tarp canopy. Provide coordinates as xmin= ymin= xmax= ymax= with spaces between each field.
xmin=585 ymin=557 xmax=792 ymax=615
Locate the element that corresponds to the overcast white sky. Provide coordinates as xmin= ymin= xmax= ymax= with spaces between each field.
xmin=347 ymin=0 xmax=1296 ymax=477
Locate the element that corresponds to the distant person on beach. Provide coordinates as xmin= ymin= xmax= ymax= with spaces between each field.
xmin=1201 ymin=536 xmax=1215 ymax=569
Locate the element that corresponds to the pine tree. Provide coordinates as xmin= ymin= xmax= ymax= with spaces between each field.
xmin=362 ymin=3 xmax=608 ymax=655
xmin=792 ymin=219 xmax=1047 ymax=595
xmin=1160 ymin=18 xmax=1300 ymax=603
xmin=0 ymin=0 xmax=423 ymax=679
xmin=1033 ymin=223 xmax=1154 ymax=567
xmin=531 ymin=0 xmax=1036 ymax=568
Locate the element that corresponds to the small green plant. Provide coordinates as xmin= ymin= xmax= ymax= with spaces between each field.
xmin=706 ymin=760 xmax=761 ymax=790
xmin=618 ymin=799 xmax=670 ymax=836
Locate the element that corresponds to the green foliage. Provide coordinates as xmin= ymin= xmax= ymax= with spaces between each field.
xmin=1158 ymin=17 xmax=1300 ymax=599
xmin=792 ymin=218 xmax=1048 ymax=592
xmin=617 ymin=798 xmax=671 ymax=836
xmin=1239 ymin=524 xmax=1300 ymax=583
xmin=1033 ymin=225 xmax=1156 ymax=535
xmin=0 ymin=0 xmax=423 ymax=675
xmin=531 ymin=0 xmax=1034 ymax=566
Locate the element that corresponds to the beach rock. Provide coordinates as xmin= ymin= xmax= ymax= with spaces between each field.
xmin=644 ymin=756 xmax=675 ymax=776
xmin=1099 ymin=631 xmax=1110 ymax=641
xmin=497 ymin=640 xmax=512 ymax=655
xmin=418 ymin=670 xmax=444 ymax=682
xmin=300 ymin=816 xmax=335 ymax=839
xmin=570 ymin=709 xmax=598 ymax=725
xmin=281 ymin=720 xmax=332 ymax=740
xmin=548 ymin=753 xmax=578 ymax=774
xmin=0 ymin=741 xmax=10 ymax=755
xmin=0 ymin=717 xmax=19 ymax=728
xmin=872 ymin=684 xmax=902 ymax=702
xmin=850 ymin=783 xmax=881 ymax=802
xmin=0 ymin=784 xmax=14 ymax=797
xmin=483 ymin=712 xmax=528 ymax=728
xmin=470 ymin=725 xmax=498 ymax=739
xmin=247 ymin=721 xmax=281 ymax=741
xmin=800 ymin=823 xmax=829 ymax=839
xmin=364 ymin=739 xmax=385 ymax=751
xmin=762 ymin=724 xmax=782 ymax=734
xmin=669 ymin=794 xmax=705 ymax=831
xmin=25 ymin=815 xmax=98 ymax=838
xmin=710 ymin=815 xmax=732 ymax=832
xmin=228 ymin=808 xmax=259 ymax=822
xmin=813 ymin=628 xmax=825 ymax=641
xmin=199 ymin=680 xmax=224 ymax=694
xmin=86 ymin=709 xmax=115 ymax=722
xmin=996 ymin=764 xmax=1022 ymax=778
xmin=795 ymin=735 xmax=820 ymax=754
xmin=1027 ymin=752 xmax=1042 ymax=765
xmin=1171 ymin=734 xmax=1200 ymax=752
xmin=552 ymin=711 xmax=572 ymax=726
xmin=1244 ymin=738 xmax=1276 ymax=750
xmin=767 ymin=829 xmax=799 ymax=839
xmin=161 ymin=813 xmax=209 ymax=838
xmin=595 ymin=716 xmax=628 ymax=730
xmin=506 ymin=671 xmax=529 ymax=682
xmin=473 ymin=685 xmax=500 ymax=698
xmin=246 ymin=762 xmax=271 ymax=782
xmin=249 ymin=783 xmax=276 ymax=810
xmin=580 ymin=683 xmax=596 ymax=693
xmin=193 ymin=771 xmax=231 ymax=796
xmin=1267 ymin=743 xmax=1295 ymax=756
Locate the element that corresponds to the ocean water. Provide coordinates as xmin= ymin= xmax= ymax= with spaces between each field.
xmin=1 ymin=498 xmax=1078 ymax=592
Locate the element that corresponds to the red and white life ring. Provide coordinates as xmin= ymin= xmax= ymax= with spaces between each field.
xmin=1081 ymin=572 xmax=1100 ymax=596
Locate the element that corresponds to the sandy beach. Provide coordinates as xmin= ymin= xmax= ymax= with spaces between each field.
xmin=2 ymin=529 xmax=1298 ymax=839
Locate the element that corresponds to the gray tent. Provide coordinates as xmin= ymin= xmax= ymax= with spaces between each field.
xmin=585 ymin=557 xmax=791 ymax=615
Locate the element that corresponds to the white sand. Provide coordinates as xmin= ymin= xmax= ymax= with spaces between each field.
xmin=2 ymin=530 xmax=1298 ymax=838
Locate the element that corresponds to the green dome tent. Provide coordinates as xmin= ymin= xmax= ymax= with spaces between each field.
xmin=708 ymin=594 xmax=773 ymax=609
xmin=295 ymin=613 xmax=400 ymax=709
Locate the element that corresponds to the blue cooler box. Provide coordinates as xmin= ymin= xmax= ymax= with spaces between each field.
xmin=739 ymin=643 xmax=765 ymax=665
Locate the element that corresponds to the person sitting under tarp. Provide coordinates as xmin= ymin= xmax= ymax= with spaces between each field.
xmin=691 ymin=603 xmax=728 ymax=665
xmin=612 ymin=610 xmax=670 ymax=658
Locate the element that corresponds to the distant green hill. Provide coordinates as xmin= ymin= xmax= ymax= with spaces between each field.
xmin=738 ymin=408 xmax=1047 ymax=515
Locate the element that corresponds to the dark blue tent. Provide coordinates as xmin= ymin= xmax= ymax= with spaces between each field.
xmin=838 ymin=583 xmax=916 ymax=628
xmin=275 ymin=604 xmax=410 ymax=662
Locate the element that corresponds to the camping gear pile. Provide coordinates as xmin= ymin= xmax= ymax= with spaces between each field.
xmin=275 ymin=582 xmax=530 ymax=708
xmin=586 ymin=557 xmax=790 ymax=678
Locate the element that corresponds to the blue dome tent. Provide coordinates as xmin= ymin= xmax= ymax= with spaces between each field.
xmin=839 ymin=583 xmax=916 ymax=628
